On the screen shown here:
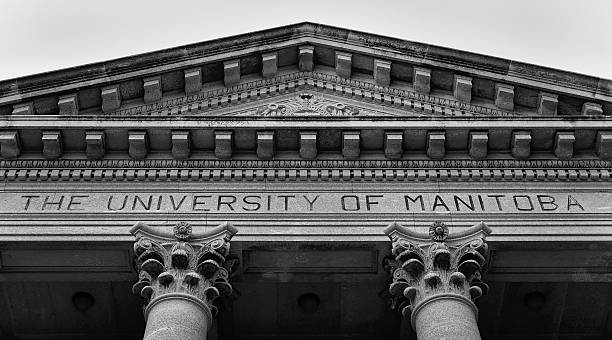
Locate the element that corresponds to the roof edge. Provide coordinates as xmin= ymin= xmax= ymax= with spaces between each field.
xmin=0 ymin=22 xmax=610 ymax=101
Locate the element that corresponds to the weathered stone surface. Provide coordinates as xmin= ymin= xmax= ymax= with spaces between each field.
xmin=412 ymin=295 xmax=482 ymax=340
xmin=373 ymin=59 xmax=391 ymax=86
xmin=537 ymin=92 xmax=558 ymax=115
xmin=384 ymin=132 xmax=403 ymax=159
xmin=335 ymin=51 xmax=352 ymax=79
xmin=41 ymin=131 xmax=62 ymax=159
xmin=261 ymin=52 xmax=278 ymax=78
xmin=128 ymin=131 xmax=148 ymax=159
xmin=413 ymin=67 xmax=431 ymax=94
xmin=582 ymin=102 xmax=603 ymax=116
xmin=223 ymin=60 xmax=240 ymax=87
xmin=214 ymin=131 xmax=232 ymax=159
xmin=427 ymin=132 xmax=445 ymax=159
xmin=12 ymin=102 xmax=34 ymax=115
xmin=101 ymin=85 xmax=121 ymax=112
xmin=342 ymin=131 xmax=360 ymax=159
xmin=184 ymin=68 xmax=202 ymax=94
xmin=554 ymin=132 xmax=575 ymax=160
xmin=469 ymin=132 xmax=488 ymax=160
xmin=171 ymin=131 xmax=190 ymax=160
xmin=453 ymin=75 xmax=472 ymax=103
xmin=85 ymin=131 xmax=105 ymax=160
xmin=143 ymin=76 xmax=162 ymax=103
xmin=143 ymin=294 xmax=210 ymax=340
xmin=257 ymin=131 xmax=274 ymax=159
xmin=299 ymin=131 xmax=317 ymax=159
xmin=511 ymin=131 xmax=531 ymax=159
xmin=58 ymin=94 xmax=79 ymax=115
xmin=596 ymin=131 xmax=612 ymax=160
xmin=495 ymin=83 xmax=514 ymax=111
xmin=0 ymin=130 xmax=20 ymax=158
xmin=298 ymin=46 xmax=314 ymax=72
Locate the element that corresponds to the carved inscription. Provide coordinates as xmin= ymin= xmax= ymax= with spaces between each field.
xmin=4 ymin=192 xmax=601 ymax=214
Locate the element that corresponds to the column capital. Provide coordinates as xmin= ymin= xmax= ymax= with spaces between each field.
xmin=384 ymin=221 xmax=491 ymax=323
xmin=131 ymin=221 xmax=238 ymax=324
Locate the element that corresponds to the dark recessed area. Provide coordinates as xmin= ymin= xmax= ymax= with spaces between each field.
xmin=72 ymin=291 xmax=95 ymax=312
xmin=297 ymin=292 xmax=320 ymax=314
xmin=523 ymin=291 xmax=546 ymax=311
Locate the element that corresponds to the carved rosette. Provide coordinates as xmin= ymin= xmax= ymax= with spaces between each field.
xmin=384 ymin=221 xmax=491 ymax=321
xmin=131 ymin=221 xmax=238 ymax=319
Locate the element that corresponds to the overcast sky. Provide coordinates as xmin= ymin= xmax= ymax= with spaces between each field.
xmin=1 ymin=0 xmax=611 ymax=81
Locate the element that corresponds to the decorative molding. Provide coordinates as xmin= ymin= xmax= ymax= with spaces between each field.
xmin=0 ymin=159 xmax=609 ymax=182
xmin=131 ymin=221 xmax=238 ymax=319
xmin=384 ymin=221 xmax=491 ymax=321
xmin=251 ymin=92 xmax=361 ymax=117
xmin=94 ymin=71 xmax=520 ymax=118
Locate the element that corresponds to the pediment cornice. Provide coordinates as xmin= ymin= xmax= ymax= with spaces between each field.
xmin=0 ymin=22 xmax=610 ymax=107
xmin=103 ymin=71 xmax=518 ymax=119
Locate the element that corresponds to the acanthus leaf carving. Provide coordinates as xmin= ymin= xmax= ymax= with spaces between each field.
xmin=131 ymin=221 xmax=238 ymax=319
xmin=384 ymin=221 xmax=491 ymax=319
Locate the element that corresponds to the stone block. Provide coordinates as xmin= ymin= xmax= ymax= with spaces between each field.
xmin=143 ymin=76 xmax=162 ymax=103
xmin=184 ymin=68 xmax=202 ymax=94
xmin=128 ymin=131 xmax=148 ymax=159
xmin=58 ymin=94 xmax=79 ymax=115
xmin=12 ymin=102 xmax=34 ymax=115
xmin=298 ymin=46 xmax=314 ymax=72
xmin=261 ymin=52 xmax=278 ymax=78
xmin=101 ymin=85 xmax=121 ymax=113
xmin=413 ymin=67 xmax=431 ymax=94
xmin=453 ymin=75 xmax=472 ymax=103
xmin=427 ymin=132 xmax=445 ymax=159
xmin=342 ymin=131 xmax=360 ymax=159
xmin=495 ymin=83 xmax=514 ymax=111
xmin=554 ymin=131 xmax=575 ymax=159
xmin=223 ymin=60 xmax=240 ymax=87
xmin=512 ymin=131 xmax=531 ymax=159
xmin=582 ymin=102 xmax=603 ymax=116
xmin=42 ymin=131 xmax=62 ymax=159
xmin=469 ymin=131 xmax=488 ymax=159
xmin=373 ymin=59 xmax=391 ymax=86
xmin=596 ymin=131 xmax=612 ymax=160
xmin=0 ymin=130 xmax=20 ymax=158
xmin=384 ymin=132 xmax=403 ymax=159
xmin=335 ymin=51 xmax=352 ymax=79
xmin=299 ymin=131 xmax=317 ymax=159
xmin=257 ymin=131 xmax=274 ymax=159
xmin=85 ymin=131 xmax=105 ymax=160
xmin=214 ymin=131 xmax=232 ymax=159
xmin=171 ymin=131 xmax=190 ymax=160
xmin=537 ymin=92 xmax=558 ymax=115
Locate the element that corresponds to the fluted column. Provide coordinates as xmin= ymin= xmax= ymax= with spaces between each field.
xmin=131 ymin=221 xmax=238 ymax=340
xmin=385 ymin=221 xmax=491 ymax=340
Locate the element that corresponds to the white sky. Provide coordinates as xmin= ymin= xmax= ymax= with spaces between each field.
xmin=0 ymin=0 xmax=611 ymax=81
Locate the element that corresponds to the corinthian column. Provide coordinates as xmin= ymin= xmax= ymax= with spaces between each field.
xmin=385 ymin=221 xmax=491 ymax=340
xmin=131 ymin=221 xmax=238 ymax=340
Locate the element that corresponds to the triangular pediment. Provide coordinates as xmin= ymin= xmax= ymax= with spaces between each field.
xmin=0 ymin=22 xmax=610 ymax=119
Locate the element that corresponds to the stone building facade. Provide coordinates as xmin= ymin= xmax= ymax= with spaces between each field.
xmin=0 ymin=23 xmax=611 ymax=339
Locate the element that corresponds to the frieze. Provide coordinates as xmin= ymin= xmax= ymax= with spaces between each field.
xmin=101 ymin=71 xmax=517 ymax=118
xmin=3 ymin=192 xmax=596 ymax=214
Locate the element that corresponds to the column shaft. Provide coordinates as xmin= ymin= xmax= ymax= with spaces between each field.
xmin=144 ymin=293 xmax=211 ymax=340
xmin=412 ymin=294 xmax=481 ymax=340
